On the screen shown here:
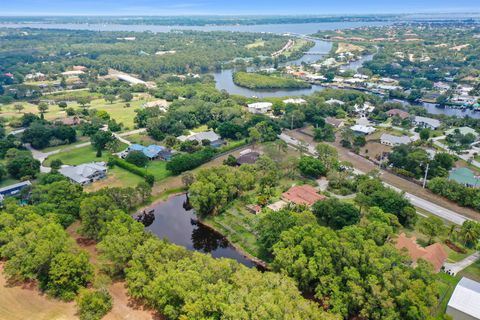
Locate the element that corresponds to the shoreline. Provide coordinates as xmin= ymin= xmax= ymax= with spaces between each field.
xmin=138 ymin=191 xmax=269 ymax=270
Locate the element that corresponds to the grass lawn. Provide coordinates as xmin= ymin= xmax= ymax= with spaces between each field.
xmin=0 ymin=177 xmax=21 ymax=188
xmin=205 ymin=201 xmax=261 ymax=258
xmin=146 ymin=161 xmax=171 ymax=181
xmin=84 ymin=166 xmax=145 ymax=192
xmin=39 ymin=136 xmax=90 ymax=153
xmin=44 ymin=145 xmax=107 ymax=166
xmin=458 ymin=259 xmax=480 ymax=282
xmin=245 ymin=39 xmax=265 ymax=49
xmin=126 ymin=133 xmax=158 ymax=146
xmin=434 ymin=272 xmax=461 ymax=318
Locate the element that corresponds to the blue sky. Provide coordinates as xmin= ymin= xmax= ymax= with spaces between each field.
xmin=2 ymin=0 xmax=479 ymax=16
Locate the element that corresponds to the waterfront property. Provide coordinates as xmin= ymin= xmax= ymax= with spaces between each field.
xmin=386 ymin=108 xmax=410 ymax=120
xmin=59 ymin=162 xmax=107 ymax=186
xmin=445 ymin=127 xmax=479 ymax=139
xmin=448 ymin=167 xmax=480 ymax=188
xmin=178 ymin=130 xmax=224 ymax=148
xmin=0 ymin=181 xmax=32 ymax=202
xmin=283 ymin=98 xmax=306 ymax=105
xmin=282 ymin=185 xmax=326 ymax=207
xmin=380 ymin=133 xmax=411 ymax=146
xmin=447 ymin=277 xmax=480 ymax=320
xmin=394 ymin=233 xmax=447 ymax=273
xmin=414 ymin=116 xmax=441 ymax=130
xmin=247 ymin=102 xmax=272 ymax=114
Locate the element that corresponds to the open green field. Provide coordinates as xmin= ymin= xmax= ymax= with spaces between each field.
xmin=245 ymin=39 xmax=265 ymax=49
xmin=84 ymin=166 xmax=145 ymax=191
xmin=126 ymin=133 xmax=158 ymax=146
xmin=0 ymin=177 xmax=21 ymax=188
xmin=44 ymin=145 xmax=108 ymax=166
xmin=459 ymin=259 xmax=480 ymax=282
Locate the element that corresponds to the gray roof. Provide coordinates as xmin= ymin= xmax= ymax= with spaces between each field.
xmin=448 ymin=277 xmax=480 ymax=319
xmin=0 ymin=181 xmax=31 ymax=194
xmin=381 ymin=133 xmax=411 ymax=145
xmin=59 ymin=162 xmax=107 ymax=184
xmin=178 ymin=130 xmax=221 ymax=143
xmin=415 ymin=116 xmax=441 ymax=128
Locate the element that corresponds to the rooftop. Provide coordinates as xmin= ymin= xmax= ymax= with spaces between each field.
xmin=350 ymin=125 xmax=376 ymax=134
xmin=282 ymin=185 xmax=325 ymax=207
xmin=448 ymin=277 xmax=480 ymax=319
xmin=178 ymin=130 xmax=221 ymax=143
xmin=381 ymin=133 xmax=411 ymax=145
xmin=59 ymin=162 xmax=107 ymax=185
xmin=414 ymin=116 xmax=441 ymax=128
xmin=448 ymin=167 xmax=480 ymax=187
xmin=394 ymin=233 xmax=447 ymax=272
xmin=386 ymin=108 xmax=410 ymax=119
xmin=446 ymin=126 xmax=478 ymax=137
xmin=283 ymin=98 xmax=306 ymax=105
xmin=129 ymin=144 xmax=168 ymax=159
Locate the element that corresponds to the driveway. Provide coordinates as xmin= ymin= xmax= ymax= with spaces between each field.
xmin=444 ymin=251 xmax=480 ymax=275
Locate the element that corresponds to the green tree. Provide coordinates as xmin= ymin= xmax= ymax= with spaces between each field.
xmin=14 ymin=104 xmax=24 ymax=113
xmin=104 ymin=94 xmax=116 ymax=104
xmin=418 ymin=216 xmax=445 ymax=244
xmin=77 ymin=289 xmax=112 ymax=320
xmin=47 ymin=251 xmax=94 ymax=301
xmin=459 ymin=220 xmax=480 ymax=248
xmin=420 ymin=128 xmax=430 ymax=141
xmin=316 ymin=143 xmax=338 ymax=172
xmin=120 ymin=92 xmax=133 ymax=102
xmin=298 ymin=156 xmax=326 ymax=178
xmin=91 ymin=130 xmax=115 ymax=152
xmin=125 ymin=150 xmax=149 ymax=167
xmin=79 ymin=195 xmax=119 ymax=240
xmin=312 ymin=198 xmax=361 ymax=229
xmin=38 ymin=102 xmax=49 ymax=118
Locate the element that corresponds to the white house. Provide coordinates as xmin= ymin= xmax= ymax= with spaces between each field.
xmin=380 ymin=133 xmax=411 ymax=146
xmin=283 ymin=98 xmax=306 ymax=105
xmin=247 ymin=102 xmax=272 ymax=114
xmin=414 ymin=116 xmax=441 ymax=130
xmin=350 ymin=125 xmax=376 ymax=135
xmin=59 ymin=162 xmax=107 ymax=186
xmin=325 ymin=99 xmax=345 ymax=106
xmin=447 ymin=277 xmax=480 ymax=320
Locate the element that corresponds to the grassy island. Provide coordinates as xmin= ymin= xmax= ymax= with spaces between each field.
xmin=233 ymin=71 xmax=311 ymax=89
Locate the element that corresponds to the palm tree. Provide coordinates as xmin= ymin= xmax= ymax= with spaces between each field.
xmin=277 ymin=140 xmax=288 ymax=153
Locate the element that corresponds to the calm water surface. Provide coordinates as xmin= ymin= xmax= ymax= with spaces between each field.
xmin=145 ymin=194 xmax=257 ymax=268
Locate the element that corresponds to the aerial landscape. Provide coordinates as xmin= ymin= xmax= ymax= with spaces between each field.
xmin=0 ymin=0 xmax=480 ymax=319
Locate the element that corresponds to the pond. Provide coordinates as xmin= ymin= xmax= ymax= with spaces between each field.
xmin=144 ymin=194 xmax=257 ymax=268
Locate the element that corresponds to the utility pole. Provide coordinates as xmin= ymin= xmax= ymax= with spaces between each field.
xmin=291 ymin=113 xmax=294 ymax=130
xmin=422 ymin=162 xmax=430 ymax=188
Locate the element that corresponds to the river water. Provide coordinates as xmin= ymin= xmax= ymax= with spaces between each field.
xmin=145 ymin=194 xmax=257 ymax=268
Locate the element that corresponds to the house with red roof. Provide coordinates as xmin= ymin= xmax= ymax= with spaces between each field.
xmin=282 ymin=185 xmax=326 ymax=207
xmin=386 ymin=108 xmax=410 ymax=120
xmin=394 ymin=233 xmax=447 ymax=272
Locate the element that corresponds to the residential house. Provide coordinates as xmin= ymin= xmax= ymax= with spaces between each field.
xmin=0 ymin=181 xmax=32 ymax=202
xmin=61 ymin=70 xmax=84 ymax=77
xmin=127 ymin=144 xmax=173 ymax=160
xmin=325 ymin=117 xmax=344 ymax=128
xmin=55 ymin=116 xmax=81 ymax=126
xmin=59 ymin=162 xmax=107 ymax=186
xmin=25 ymin=72 xmax=46 ymax=81
xmin=386 ymin=108 xmax=410 ymax=120
xmin=237 ymin=151 xmax=260 ymax=165
xmin=245 ymin=204 xmax=262 ymax=214
xmin=350 ymin=125 xmax=376 ymax=135
xmin=247 ymin=102 xmax=272 ymax=114
xmin=394 ymin=233 xmax=447 ymax=273
xmin=325 ymin=99 xmax=345 ymax=106
xmin=448 ymin=167 xmax=480 ymax=188
xmin=282 ymin=185 xmax=326 ymax=207
xmin=414 ymin=116 xmax=441 ymax=130
xmin=447 ymin=277 xmax=480 ymax=320
xmin=283 ymin=98 xmax=306 ymax=105
xmin=178 ymin=130 xmax=224 ymax=148
xmin=380 ymin=133 xmax=411 ymax=146
xmin=446 ymin=127 xmax=479 ymax=139
xmin=353 ymin=102 xmax=375 ymax=116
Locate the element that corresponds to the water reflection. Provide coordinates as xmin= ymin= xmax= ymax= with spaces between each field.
xmin=145 ymin=194 xmax=257 ymax=268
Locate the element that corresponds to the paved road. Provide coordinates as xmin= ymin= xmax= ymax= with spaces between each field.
xmin=279 ymin=131 xmax=472 ymax=225
xmin=444 ymin=251 xmax=480 ymax=275
xmin=27 ymin=128 xmax=147 ymax=172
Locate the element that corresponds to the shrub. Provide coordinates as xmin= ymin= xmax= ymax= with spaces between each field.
xmin=77 ymin=289 xmax=112 ymax=320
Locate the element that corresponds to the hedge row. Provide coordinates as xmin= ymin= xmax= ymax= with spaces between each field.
xmin=166 ymin=148 xmax=216 ymax=175
xmin=108 ymin=157 xmax=155 ymax=185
